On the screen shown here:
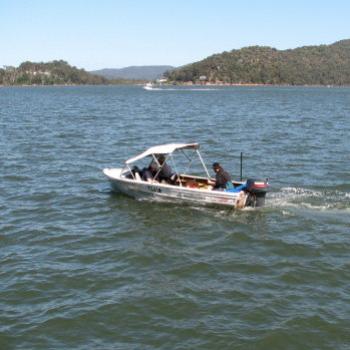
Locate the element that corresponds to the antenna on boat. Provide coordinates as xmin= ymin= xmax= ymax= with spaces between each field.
xmin=240 ymin=152 xmax=243 ymax=181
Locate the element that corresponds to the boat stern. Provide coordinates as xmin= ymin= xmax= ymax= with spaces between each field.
xmin=245 ymin=179 xmax=269 ymax=207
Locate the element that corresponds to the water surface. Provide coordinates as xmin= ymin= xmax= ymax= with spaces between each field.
xmin=1 ymin=85 xmax=349 ymax=349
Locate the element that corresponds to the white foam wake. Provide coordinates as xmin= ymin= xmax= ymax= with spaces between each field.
xmin=266 ymin=187 xmax=350 ymax=212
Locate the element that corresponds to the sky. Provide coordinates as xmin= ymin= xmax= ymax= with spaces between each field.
xmin=1 ymin=0 xmax=349 ymax=70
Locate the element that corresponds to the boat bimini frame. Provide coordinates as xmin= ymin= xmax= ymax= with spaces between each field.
xmin=122 ymin=143 xmax=211 ymax=186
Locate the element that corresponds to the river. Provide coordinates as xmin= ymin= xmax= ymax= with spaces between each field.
xmin=1 ymin=85 xmax=349 ymax=349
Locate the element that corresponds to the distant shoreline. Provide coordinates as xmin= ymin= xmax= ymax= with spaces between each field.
xmin=176 ymin=82 xmax=350 ymax=88
xmin=1 ymin=83 xmax=349 ymax=88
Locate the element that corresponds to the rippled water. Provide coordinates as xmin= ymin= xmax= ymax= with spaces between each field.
xmin=1 ymin=86 xmax=350 ymax=349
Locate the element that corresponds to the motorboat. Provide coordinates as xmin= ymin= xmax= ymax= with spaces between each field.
xmin=143 ymin=82 xmax=154 ymax=90
xmin=143 ymin=78 xmax=168 ymax=91
xmin=103 ymin=143 xmax=268 ymax=209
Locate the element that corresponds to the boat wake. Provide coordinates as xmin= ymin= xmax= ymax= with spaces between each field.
xmin=266 ymin=187 xmax=350 ymax=213
xmin=182 ymin=88 xmax=220 ymax=91
xmin=144 ymin=87 xmax=219 ymax=91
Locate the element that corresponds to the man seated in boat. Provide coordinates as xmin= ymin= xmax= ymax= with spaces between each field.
xmin=141 ymin=163 xmax=155 ymax=182
xmin=210 ymin=162 xmax=234 ymax=190
xmin=149 ymin=154 xmax=177 ymax=184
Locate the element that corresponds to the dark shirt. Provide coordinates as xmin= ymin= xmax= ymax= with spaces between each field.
xmin=141 ymin=168 xmax=153 ymax=181
xmin=214 ymin=168 xmax=232 ymax=189
xmin=159 ymin=162 xmax=173 ymax=180
xmin=149 ymin=160 xmax=173 ymax=181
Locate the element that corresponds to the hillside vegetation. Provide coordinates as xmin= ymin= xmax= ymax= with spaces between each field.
xmin=165 ymin=40 xmax=350 ymax=85
xmin=0 ymin=60 xmax=107 ymax=85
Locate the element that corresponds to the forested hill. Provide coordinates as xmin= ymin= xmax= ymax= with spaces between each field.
xmin=0 ymin=60 xmax=108 ymax=85
xmin=165 ymin=40 xmax=350 ymax=85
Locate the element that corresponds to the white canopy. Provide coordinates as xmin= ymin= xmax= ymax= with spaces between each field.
xmin=125 ymin=143 xmax=199 ymax=164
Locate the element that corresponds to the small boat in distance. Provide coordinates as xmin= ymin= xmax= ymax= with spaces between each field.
xmin=143 ymin=78 xmax=168 ymax=90
xmin=103 ymin=143 xmax=268 ymax=209
xmin=143 ymin=82 xmax=154 ymax=90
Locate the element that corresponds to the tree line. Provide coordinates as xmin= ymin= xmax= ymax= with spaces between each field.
xmin=165 ymin=40 xmax=350 ymax=85
xmin=0 ymin=60 xmax=108 ymax=85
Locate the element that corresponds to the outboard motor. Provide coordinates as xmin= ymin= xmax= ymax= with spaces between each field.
xmin=245 ymin=178 xmax=269 ymax=207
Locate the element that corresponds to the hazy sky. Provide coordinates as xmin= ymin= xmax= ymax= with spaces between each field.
xmin=1 ymin=0 xmax=349 ymax=70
